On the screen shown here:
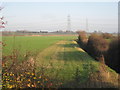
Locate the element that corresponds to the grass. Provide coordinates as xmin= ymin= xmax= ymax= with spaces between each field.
xmin=35 ymin=40 xmax=100 ymax=86
xmin=2 ymin=36 xmax=76 ymax=60
xmin=2 ymin=35 xmax=119 ymax=88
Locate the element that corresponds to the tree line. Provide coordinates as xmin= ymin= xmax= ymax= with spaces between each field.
xmin=77 ymin=31 xmax=119 ymax=73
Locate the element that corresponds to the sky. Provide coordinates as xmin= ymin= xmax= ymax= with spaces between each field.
xmin=1 ymin=2 xmax=118 ymax=33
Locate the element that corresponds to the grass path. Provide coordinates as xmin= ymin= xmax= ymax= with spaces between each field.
xmin=35 ymin=40 xmax=119 ymax=88
xmin=35 ymin=40 xmax=100 ymax=84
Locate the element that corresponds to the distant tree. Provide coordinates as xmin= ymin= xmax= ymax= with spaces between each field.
xmin=93 ymin=30 xmax=97 ymax=34
xmin=86 ymin=34 xmax=109 ymax=63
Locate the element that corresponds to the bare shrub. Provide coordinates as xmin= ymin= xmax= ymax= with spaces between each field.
xmin=77 ymin=31 xmax=88 ymax=49
xmin=101 ymin=33 xmax=113 ymax=39
xmin=86 ymin=34 xmax=109 ymax=62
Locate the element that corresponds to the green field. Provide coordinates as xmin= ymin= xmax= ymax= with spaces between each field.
xmin=3 ymin=36 xmax=76 ymax=56
xmin=35 ymin=40 xmax=100 ymax=86
xmin=2 ymin=36 xmax=119 ymax=88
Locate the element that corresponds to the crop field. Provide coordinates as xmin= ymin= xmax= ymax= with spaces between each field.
xmin=2 ymin=36 xmax=77 ymax=63
xmin=2 ymin=35 xmax=119 ymax=88
xmin=3 ymin=36 xmax=76 ymax=56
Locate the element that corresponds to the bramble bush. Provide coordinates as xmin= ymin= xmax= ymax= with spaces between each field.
xmin=86 ymin=34 xmax=109 ymax=62
xmin=77 ymin=31 xmax=87 ymax=49
xmin=77 ymin=32 xmax=119 ymax=73
xmin=101 ymin=33 xmax=113 ymax=39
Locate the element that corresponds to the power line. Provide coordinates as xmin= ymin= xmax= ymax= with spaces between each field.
xmin=67 ymin=14 xmax=71 ymax=32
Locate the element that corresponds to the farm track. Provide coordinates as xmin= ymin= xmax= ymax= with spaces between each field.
xmin=35 ymin=40 xmax=87 ymax=68
xmin=35 ymin=40 xmax=119 ymax=88
xmin=35 ymin=40 xmax=95 ymax=82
